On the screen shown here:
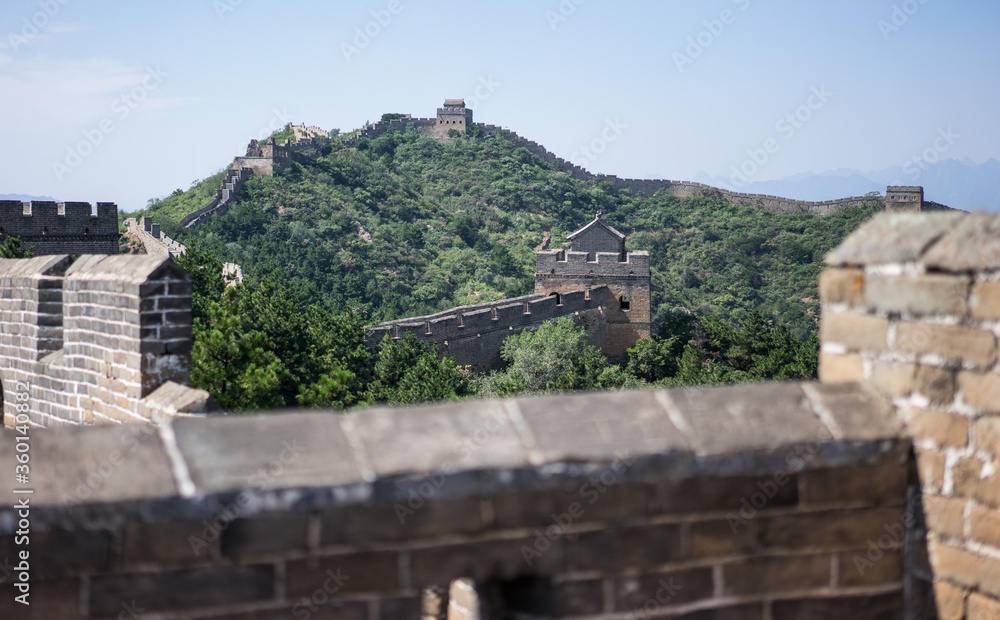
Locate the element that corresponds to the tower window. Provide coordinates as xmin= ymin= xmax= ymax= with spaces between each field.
xmin=551 ymin=292 xmax=562 ymax=306
xmin=620 ymin=296 xmax=631 ymax=311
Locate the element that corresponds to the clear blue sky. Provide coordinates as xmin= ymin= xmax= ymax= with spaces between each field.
xmin=1 ymin=0 xmax=997 ymax=211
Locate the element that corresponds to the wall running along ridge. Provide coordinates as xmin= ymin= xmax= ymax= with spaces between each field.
xmin=1 ymin=211 xmax=998 ymax=618
xmin=0 ymin=201 xmax=119 ymax=255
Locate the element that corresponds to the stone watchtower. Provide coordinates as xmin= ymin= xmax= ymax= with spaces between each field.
xmin=436 ymin=99 xmax=473 ymax=135
xmin=885 ymin=186 xmax=923 ymax=212
xmin=535 ymin=214 xmax=651 ymax=357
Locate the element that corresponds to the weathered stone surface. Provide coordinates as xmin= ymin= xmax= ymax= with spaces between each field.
xmin=516 ymin=390 xmax=691 ymax=463
xmin=759 ymin=507 xmax=904 ymax=549
xmin=772 ymin=593 xmax=903 ymax=620
xmin=802 ymin=463 xmax=907 ymax=506
xmin=863 ymin=273 xmax=969 ymax=316
xmin=804 ymin=382 xmax=902 ymax=442
xmin=923 ymin=495 xmax=966 ymax=541
xmin=818 ymin=352 xmax=864 ymax=384
xmin=871 ymin=361 xmax=916 ymax=398
xmin=968 ymin=592 xmax=1000 ymax=620
xmin=923 ymin=213 xmax=1000 ymax=272
xmin=572 ymin=523 xmax=683 ymax=572
xmin=906 ymin=408 xmax=968 ymax=448
xmin=958 ymin=371 xmax=1000 ymax=413
xmin=970 ymin=502 xmax=1000 ymax=548
xmin=933 ymin=580 xmax=967 ymax=620
xmin=820 ymin=311 xmax=889 ymax=352
xmin=838 ymin=549 xmax=901 ymax=587
xmin=825 ymin=212 xmax=963 ymax=267
xmin=722 ymin=553 xmax=830 ymax=596
xmin=286 ymin=552 xmax=399 ymax=597
xmin=172 ymin=413 xmax=364 ymax=494
xmin=343 ymin=400 xmax=527 ymax=479
xmin=931 ymin=543 xmax=1000 ymax=598
xmin=819 ymin=267 xmax=864 ymax=306
xmin=90 ymin=566 xmax=274 ymax=615
xmin=971 ymin=280 xmax=1000 ymax=320
xmin=667 ymin=383 xmax=829 ymax=456
xmin=614 ymin=567 xmax=715 ymax=610
xmin=0 ymin=423 xmax=176 ymax=506
xmin=895 ymin=323 xmax=997 ymax=369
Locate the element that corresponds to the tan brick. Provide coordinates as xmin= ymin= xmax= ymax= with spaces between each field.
xmin=819 ymin=352 xmax=865 ymax=384
xmin=896 ymin=323 xmax=998 ymax=369
xmin=923 ymin=495 xmax=966 ymax=541
xmin=960 ymin=372 xmax=1000 ymax=414
xmin=931 ymin=543 xmax=1000 ymax=599
xmin=871 ymin=361 xmax=916 ymax=397
xmin=819 ymin=267 xmax=864 ymax=306
xmin=975 ymin=415 xmax=1000 ymax=458
xmin=971 ymin=280 xmax=1000 ymax=321
xmin=821 ymin=311 xmax=889 ymax=352
xmin=915 ymin=365 xmax=957 ymax=406
xmin=916 ymin=449 xmax=947 ymax=493
xmin=969 ymin=503 xmax=1000 ymax=548
xmin=953 ymin=457 xmax=1000 ymax=507
xmin=907 ymin=409 xmax=970 ymax=448
xmin=864 ymin=272 xmax=970 ymax=317
xmin=968 ymin=592 xmax=1000 ymax=620
xmin=933 ymin=580 xmax=967 ymax=620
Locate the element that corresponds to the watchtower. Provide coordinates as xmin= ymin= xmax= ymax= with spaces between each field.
xmin=885 ymin=186 xmax=923 ymax=212
xmin=535 ymin=214 xmax=651 ymax=358
xmin=436 ymin=99 xmax=473 ymax=135
xmin=0 ymin=201 xmax=119 ymax=255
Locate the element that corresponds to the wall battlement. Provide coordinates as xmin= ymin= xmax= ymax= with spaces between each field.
xmin=0 ymin=200 xmax=119 ymax=255
xmin=535 ymin=249 xmax=652 ymax=274
xmin=367 ymin=288 xmax=609 ymax=371
xmin=0 ymin=254 xmax=212 ymax=427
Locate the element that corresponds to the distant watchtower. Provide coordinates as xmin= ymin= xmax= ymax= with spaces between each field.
xmin=885 ymin=186 xmax=923 ymax=212
xmin=535 ymin=214 xmax=651 ymax=358
xmin=436 ymin=99 xmax=473 ymax=135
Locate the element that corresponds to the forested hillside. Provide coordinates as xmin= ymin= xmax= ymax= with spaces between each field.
xmin=140 ymin=127 xmax=881 ymax=339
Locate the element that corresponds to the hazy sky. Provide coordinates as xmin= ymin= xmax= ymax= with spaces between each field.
xmin=1 ymin=0 xmax=997 ymax=212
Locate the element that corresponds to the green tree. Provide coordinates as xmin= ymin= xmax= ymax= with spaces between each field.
xmin=367 ymin=332 xmax=471 ymax=405
xmin=0 ymin=237 xmax=33 ymax=259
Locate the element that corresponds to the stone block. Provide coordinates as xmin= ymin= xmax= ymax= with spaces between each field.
xmin=959 ymin=371 xmax=1000 ymax=414
xmin=804 ymin=382 xmax=902 ymax=441
xmin=820 ymin=311 xmax=889 ymax=353
xmin=171 ymin=413 xmax=364 ymax=495
xmin=689 ymin=518 xmax=758 ymax=559
xmin=907 ymin=409 xmax=969 ymax=448
xmin=493 ymin=482 xmax=655 ymax=529
xmin=320 ymin=497 xmax=485 ymax=545
xmin=614 ymin=567 xmax=714 ymax=611
xmin=759 ymin=507 xmax=905 ymax=550
xmin=409 ymin=537 xmax=567 ymax=586
xmin=572 ymin=523 xmax=682 ymax=572
xmin=923 ymin=213 xmax=1000 ymax=272
xmin=931 ymin=543 xmax=1000 ymax=598
xmin=968 ymin=592 xmax=1000 ymax=620
xmin=825 ymin=212 xmax=962 ymax=267
xmin=895 ymin=323 xmax=997 ymax=369
xmin=971 ymin=281 xmax=1000 ymax=321
xmin=863 ymin=273 xmax=969 ymax=316
xmin=722 ymin=553 xmax=830 ymax=596
xmin=90 ymin=566 xmax=275 ymax=616
xmin=819 ymin=267 xmax=864 ymax=306
xmin=915 ymin=365 xmax=957 ymax=406
xmin=555 ymin=579 xmax=604 ymax=616
xmin=123 ymin=520 xmax=219 ymax=566
xmin=515 ymin=390 xmax=691 ymax=463
xmin=0 ymin=530 xmax=112 ymax=579
xmin=818 ymin=351 xmax=864 ymax=384
xmin=653 ymin=473 xmax=799 ymax=515
xmin=933 ymin=580 xmax=967 ymax=620
xmin=953 ymin=457 xmax=1000 ymax=507
xmin=969 ymin=503 xmax=1000 ymax=548
xmin=870 ymin=360 xmax=916 ymax=397
xmin=923 ymin=495 xmax=966 ymax=541
xmin=801 ymin=463 xmax=907 ymax=506
xmin=666 ymin=383 xmax=828 ymax=456
xmin=286 ymin=552 xmax=399 ymax=597
xmin=342 ymin=400 xmax=527 ymax=480
xmin=0 ymin=578 xmax=80 ymax=620
xmin=221 ymin=513 xmax=310 ymax=559
xmin=974 ymin=415 xmax=1000 ymax=458
xmin=771 ymin=593 xmax=903 ymax=620
xmin=838 ymin=549 xmax=901 ymax=587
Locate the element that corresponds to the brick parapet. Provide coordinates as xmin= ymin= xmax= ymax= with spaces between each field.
xmin=0 ymin=200 xmax=119 ymax=255
xmin=0 ymin=254 xmax=209 ymax=428
xmin=819 ymin=211 xmax=1000 ymax=618
xmin=0 ymin=382 xmax=910 ymax=618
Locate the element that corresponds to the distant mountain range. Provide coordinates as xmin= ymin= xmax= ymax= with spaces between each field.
xmin=0 ymin=194 xmax=56 ymax=202
xmin=691 ymin=159 xmax=1000 ymax=212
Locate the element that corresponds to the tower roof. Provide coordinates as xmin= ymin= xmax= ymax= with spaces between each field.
xmin=443 ymin=99 xmax=466 ymax=107
xmin=567 ymin=213 xmax=626 ymax=242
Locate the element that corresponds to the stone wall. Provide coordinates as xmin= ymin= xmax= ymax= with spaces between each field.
xmin=0 ymin=382 xmax=910 ymax=619
xmin=367 ymin=289 xmax=609 ymax=372
xmin=819 ymin=211 xmax=1000 ymax=619
xmin=0 ymin=201 xmax=119 ymax=255
xmin=179 ymin=167 xmax=254 ymax=229
xmin=123 ymin=217 xmax=186 ymax=257
xmin=0 ymin=254 xmax=212 ymax=428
